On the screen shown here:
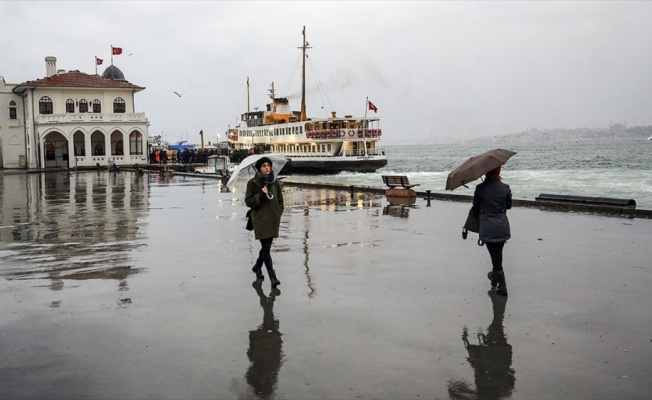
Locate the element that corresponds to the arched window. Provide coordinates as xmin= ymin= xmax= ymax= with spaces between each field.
xmin=113 ymin=97 xmax=126 ymax=113
xmin=9 ymin=100 xmax=17 ymax=119
xmin=79 ymin=99 xmax=88 ymax=113
xmin=74 ymin=131 xmax=85 ymax=156
xmin=129 ymin=131 xmax=143 ymax=155
xmin=92 ymin=99 xmax=101 ymax=113
xmin=45 ymin=141 xmax=56 ymax=160
xmin=91 ymin=131 xmax=105 ymax=156
xmin=39 ymin=96 xmax=53 ymax=114
xmin=66 ymin=99 xmax=75 ymax=113
xmin=115 ymin=140 xmax=124 ymax=156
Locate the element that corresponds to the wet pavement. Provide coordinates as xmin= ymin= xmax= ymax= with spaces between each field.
xmin=1 ymin=171 xmax=651 ymax=399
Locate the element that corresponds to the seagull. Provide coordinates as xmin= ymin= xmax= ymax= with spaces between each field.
xmin=128 ymin=53 xmax=134 ymax=56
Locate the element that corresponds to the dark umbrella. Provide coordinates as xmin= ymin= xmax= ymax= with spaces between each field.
xmin=445 ymin=149 xmax=517 ymax=191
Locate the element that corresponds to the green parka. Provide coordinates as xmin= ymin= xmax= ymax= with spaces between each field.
xmin=245 ymin=175 xmax=284 ymax=240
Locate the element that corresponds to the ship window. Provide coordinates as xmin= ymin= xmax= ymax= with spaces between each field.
xmin=39 ymin=96 xmax=53 ymax=114
xmin=79 ymin=99 xmax=88 ymax=113
xmin=9 ymin=100 xmax=17 ymax=119
xmin=66 ymin=99 xmax=75 ymax=113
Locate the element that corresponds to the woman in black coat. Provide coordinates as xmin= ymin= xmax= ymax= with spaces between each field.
xmin=245 ymin=157 xmax=284 ymax=288
xmin=472 ymin=166 xmax=512 ymax=296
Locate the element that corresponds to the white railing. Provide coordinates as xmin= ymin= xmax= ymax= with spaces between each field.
xmin=36 ymin=113 xmax=148 ymax=125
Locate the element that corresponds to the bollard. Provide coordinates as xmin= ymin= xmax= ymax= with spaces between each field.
xmin=425 ymin=190 xmax=431 ymax=207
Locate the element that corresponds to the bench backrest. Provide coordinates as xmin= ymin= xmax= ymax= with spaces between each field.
xmin=382 ymin=175 xmax=409 ymax=185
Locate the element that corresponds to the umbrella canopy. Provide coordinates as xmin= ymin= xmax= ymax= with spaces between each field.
xmin=445 ymin=149 xmax=517 ymax=191
xmin=226 ymin=154 xmax=288 ymax=193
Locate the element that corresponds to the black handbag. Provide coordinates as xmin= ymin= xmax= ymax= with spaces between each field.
xmin=245 ymin=209 xmax=253 ymax=231
xmin=462 ymin=208 xmax=479 ymax=238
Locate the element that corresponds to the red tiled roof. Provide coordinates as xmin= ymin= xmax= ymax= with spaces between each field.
xmin=16 ymin=70 xmax=144 ymax=91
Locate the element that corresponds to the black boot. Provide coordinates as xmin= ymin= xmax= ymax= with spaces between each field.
xmin=495 ymin=271 xmax=508 ymax=296
xmin=266 ymin=265 xmax=281 ymax=288
xmin=252 ymin=260 xmax=264 ymax=280
xmin=487 ymin=271 xmax=497 ymax=288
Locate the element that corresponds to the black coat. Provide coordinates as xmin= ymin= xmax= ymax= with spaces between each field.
xmin=472 ymin=178 xmax=512 ymax=243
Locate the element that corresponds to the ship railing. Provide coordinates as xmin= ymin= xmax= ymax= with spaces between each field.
xmin=341 ymin=149 xmax=385 ymax=157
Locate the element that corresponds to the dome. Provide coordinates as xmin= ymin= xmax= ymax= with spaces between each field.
xmin=102 ymin=65 xmax=126 ymax=81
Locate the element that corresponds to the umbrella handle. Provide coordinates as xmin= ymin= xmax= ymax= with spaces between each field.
xmin=266 ymin=193 xmax=274 ymax=200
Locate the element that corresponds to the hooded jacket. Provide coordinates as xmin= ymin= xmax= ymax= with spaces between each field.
xmin=472 ymin=178 xmax=512 ymax=243
xmin=245 ymin=174 xmax=284 ymax=240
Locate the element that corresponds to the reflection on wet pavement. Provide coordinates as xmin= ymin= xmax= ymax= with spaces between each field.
xmin=246 ymin=280 xmax=283 ymax=397
xmin=449 ymin=291 xmax=515 ymax=399
xmin=0 ymin=172 xmax=148 ymax=287
xmin=1 ymin=170 xmax=651 ymax=398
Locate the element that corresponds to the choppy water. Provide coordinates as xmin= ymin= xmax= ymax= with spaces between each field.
xmin=286 ymin=139 xmax=652 ymax=208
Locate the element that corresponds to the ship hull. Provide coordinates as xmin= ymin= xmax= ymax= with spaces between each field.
xmin=286 ymin=156 xmax=387 ymax=174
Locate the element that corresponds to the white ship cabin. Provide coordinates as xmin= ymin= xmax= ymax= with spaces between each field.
xmin=228 ymin=98 xmax=383 ymax=158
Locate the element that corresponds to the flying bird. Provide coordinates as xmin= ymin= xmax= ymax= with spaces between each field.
xmin=173 ymin=91 xmax=183 ymax=97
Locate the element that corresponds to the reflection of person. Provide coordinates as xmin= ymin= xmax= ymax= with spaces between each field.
xmin=448 ymin=292 xmax=515 ymax=399
xmin=246 ymin=280 xmax=283 ymax=397
xmin=471 ymin=166 xmax=512 ymax=296
xmin=245 ymin=157 xmax=284 ymax=288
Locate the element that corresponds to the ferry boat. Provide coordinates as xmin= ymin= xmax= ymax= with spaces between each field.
xmin=226 ymin=27 xmax=387 ymax=174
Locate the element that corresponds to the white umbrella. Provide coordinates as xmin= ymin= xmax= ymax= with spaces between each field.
xmin=225 ymin=154 xmax=288 ymax=193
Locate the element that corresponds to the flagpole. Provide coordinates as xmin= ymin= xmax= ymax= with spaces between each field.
xmin=95 ymin=57 xmax=97 ymax=75
xmin=363 ymin=97 xmax=369 ymax=156
xmin=364 ymin=97 xmax=369 ymax=119
xmin=110 ymin=46 xmax=113 ymax=65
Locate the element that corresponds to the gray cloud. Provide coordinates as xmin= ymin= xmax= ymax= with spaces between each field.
xmin=2 ymin=1 xmax=651 ymax=145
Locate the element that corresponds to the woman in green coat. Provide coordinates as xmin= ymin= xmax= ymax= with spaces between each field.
xmin=245 ymin=157 xmax=284 ymax=287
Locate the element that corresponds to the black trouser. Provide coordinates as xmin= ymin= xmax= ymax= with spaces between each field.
xmin=485 ymin=242 xmax=505 ymax=272
xmin=257 ymin=238 xmax=274 ymax=270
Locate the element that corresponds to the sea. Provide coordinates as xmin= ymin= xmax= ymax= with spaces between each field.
xmin=285 ymin=138 xmax=652 ymax=209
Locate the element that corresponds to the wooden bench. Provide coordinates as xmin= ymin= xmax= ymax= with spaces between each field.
xmin=382 ymin=175 xmax=419 ymax=198
xmin=382 ymin=175 xmax=419 ymax=190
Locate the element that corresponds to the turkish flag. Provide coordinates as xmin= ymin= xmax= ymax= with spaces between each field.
xmin=368 ymin=100 xmax=378 ymax=113
xmin=112 ymin=47 xmax=123 ymax=55
xmin=96 ymin=57 xmax=103 ymax=65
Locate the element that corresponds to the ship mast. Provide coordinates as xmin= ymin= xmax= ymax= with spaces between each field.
xmin=246 ymin=77 xmax=250 ymax=113
xmin=299 ymin=26 xmax=311 ymax=122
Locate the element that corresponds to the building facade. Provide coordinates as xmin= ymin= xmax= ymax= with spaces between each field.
xmin=0 ymin=56 xmax=149 ymax=170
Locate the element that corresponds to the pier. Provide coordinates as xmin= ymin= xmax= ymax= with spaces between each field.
xmin=1 ymin=172 xmax=650 ymax=399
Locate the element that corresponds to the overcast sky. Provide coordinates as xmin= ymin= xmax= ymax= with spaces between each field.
xmin=2 ymin=1 xmax=651 ymax=145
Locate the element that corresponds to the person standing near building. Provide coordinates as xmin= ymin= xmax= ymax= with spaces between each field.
xmin=472 ymin=166 xmax=512 ymax=296
xmin=245 ymin=157 xmax=284 ymax=288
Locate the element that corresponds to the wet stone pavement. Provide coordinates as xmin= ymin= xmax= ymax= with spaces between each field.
xmin=1 ymin=171 xmax=651 ymax=399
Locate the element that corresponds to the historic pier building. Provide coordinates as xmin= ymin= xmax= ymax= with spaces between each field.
xmin=0 ymin=56 xmax=149 ymax=170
